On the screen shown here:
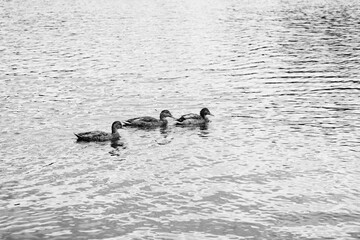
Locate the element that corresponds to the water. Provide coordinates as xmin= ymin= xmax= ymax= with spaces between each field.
xmin=1 ymin=0 xmax=360 ymax=239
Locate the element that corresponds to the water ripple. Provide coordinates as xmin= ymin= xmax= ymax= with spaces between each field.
xmin=1 ymin=0 xmax=360 ymax=239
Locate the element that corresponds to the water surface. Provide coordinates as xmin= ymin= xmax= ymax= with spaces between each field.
xmin=1 ymin=0 xmax=360 ymax=239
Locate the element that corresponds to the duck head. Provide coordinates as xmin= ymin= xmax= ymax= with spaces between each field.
xmin=159 ymin=110 xmax=174 ymax=120
xmin=111 ymin=121 xmax=123 ymax=133
xmin=200 ymin=108 xmax=213 ymax=118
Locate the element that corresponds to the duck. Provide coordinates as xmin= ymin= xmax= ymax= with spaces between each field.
xmin=175 ymin=108 xmax=213 ymax=126
xmin=74 ymin=121 xmax=122 ymax=142
xmin=123 ymin=110 xmax=174 ymax=128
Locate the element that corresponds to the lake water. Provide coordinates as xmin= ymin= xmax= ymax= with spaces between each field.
xmin=1 ymin=0 xmax=360 ymax=239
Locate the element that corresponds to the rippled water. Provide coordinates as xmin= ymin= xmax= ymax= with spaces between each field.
xmin=1 ymin=0 xmax=360 ymax=239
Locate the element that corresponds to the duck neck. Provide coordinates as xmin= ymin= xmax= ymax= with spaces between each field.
xmin=112 ymin=132 xmax=120 ymax=139
xmin=111 ymin=126 xmax=118 ymax=134
xmin=200 ymin=114 xmax=210 ymax=122
xmin=111 ymin=128 xmax=120 ymax=139
xmin=160 ymin=118 xmax=168 ymax=125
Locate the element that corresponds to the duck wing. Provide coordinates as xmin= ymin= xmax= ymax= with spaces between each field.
xmin=124 ymin=116 xmax=158 ymax=125
xmin=176 ymin=113 xmax=201 ymax=122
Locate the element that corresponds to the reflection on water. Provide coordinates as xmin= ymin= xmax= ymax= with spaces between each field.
xmin=1 ymin=0 xmax=360 ymax=239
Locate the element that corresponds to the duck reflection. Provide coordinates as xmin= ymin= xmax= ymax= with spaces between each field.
xmin=157 ymin=125 xmax=174 ymax=145
xmin=109 ymin=139 xmax=127 ymax=158
xmin=110 ymin=139 xmax=126 ymax=149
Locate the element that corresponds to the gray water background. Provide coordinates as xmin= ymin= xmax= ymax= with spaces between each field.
xmin=0 ymin=0 xmax=360 ymax=239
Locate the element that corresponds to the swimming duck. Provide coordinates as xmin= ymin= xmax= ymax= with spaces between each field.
xmin=175 ymin=108 xmax=213 ymax=126
xmin=123 ymin=110 xmax=174 ymax=128
xmin=74 ymin=121 xmax=122 ymax=142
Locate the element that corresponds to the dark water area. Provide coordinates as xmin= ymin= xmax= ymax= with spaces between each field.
xmin=1 ymin=0 xmax=360 ymax=239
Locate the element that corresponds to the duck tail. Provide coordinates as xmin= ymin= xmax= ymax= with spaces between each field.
xmin=74 ymin=133 xmax=81 ymax=139
xmin=122 ymin=121 xmax=130 ymax=126
xmin=174 ymin=121 xmax=183 ymax=126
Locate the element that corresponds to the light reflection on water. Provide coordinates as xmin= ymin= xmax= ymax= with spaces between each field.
xmin=1 ymin=0 xmax=360 ymax=239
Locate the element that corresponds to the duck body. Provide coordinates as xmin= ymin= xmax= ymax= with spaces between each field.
xmin=177 ymin=113 xmax=202 ymax=122
xmin=74 ymin=131 xmax=119 ymax=142
xmin=176 ymin=108 xmax=213 ymax=126
xmin=123 ymin=110 xmax=173 ymax=128
xmin=74 ymin=121 xmax=122 ymax=142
